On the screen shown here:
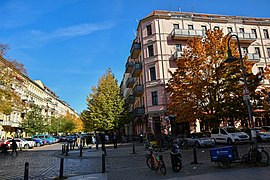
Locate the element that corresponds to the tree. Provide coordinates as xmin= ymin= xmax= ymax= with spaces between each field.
xmin=166 ymin=30 xmax=263 ymax=127
xmin=83 ymin=69 xmax=125 ymax=132
xmin=0 ymin=47 xmax=27 ymax=115
xmin=20 ymin=105 xmax=47 ymax=135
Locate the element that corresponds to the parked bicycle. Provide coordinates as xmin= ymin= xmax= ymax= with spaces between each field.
xmin=242 ymin=144 xmax=269 ymax=167
xmin=145 ymin=146 xmax=166 ymax=175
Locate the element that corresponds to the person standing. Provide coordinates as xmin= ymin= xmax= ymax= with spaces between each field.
xmin=11 ymin=138 xmax=18 ymax=156
xmin=113 ymin=132 xmax=117 ymax=149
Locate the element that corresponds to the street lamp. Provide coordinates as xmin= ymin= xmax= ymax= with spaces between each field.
xmin=225 ymin=33 xmax=257 ymax=148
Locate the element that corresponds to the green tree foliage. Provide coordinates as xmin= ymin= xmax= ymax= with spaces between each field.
xmin=21 ymin=105 xmax=47 ymax=135
xmin=166 ymin=30 xmax=263 ymax=126
xmin=83 ymin=69 xmax=125 ymax=132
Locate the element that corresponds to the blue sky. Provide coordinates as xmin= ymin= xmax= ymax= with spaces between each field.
xmin=0 ymin=0 xmax=269 ymax=114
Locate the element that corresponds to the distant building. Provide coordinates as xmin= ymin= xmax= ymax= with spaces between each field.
xmin=0 ymin=57 xmax=78 ymax=139
xmin=120 ymin=10 xmax=270 ymax=136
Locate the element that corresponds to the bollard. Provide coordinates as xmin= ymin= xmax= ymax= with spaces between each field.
xmin=65 ymin=144 xmax=69 ymax=156
xmin=191 ymin=146 xmax=198 ymax=164
xmin=59 ymin=158 xmax=64 ymax=178
xmin=20 ymin=143 xmax=22 ymax=151
xmin=24 ymin=162 xmax=29 ymax=180
xmin=62 ymin=144 xmax=65 ymax=154
xmin=130 ymin=142 xmax=136 ymax=154
xmin=102 ymin=153 xmax=105 ymax=173
xmin=79 ymin=145 xmax=83 ymax=157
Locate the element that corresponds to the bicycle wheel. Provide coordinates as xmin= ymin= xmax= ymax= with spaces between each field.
xmin=146 ymin=157 xmax=155 ymax=170
xmin=159 ymin=160 xmax=166 ymax=175
xmin=217 ymin=156 xmax=231 ymax=169
xmin=256 ymin=150 xmax=269 ymax=167
xmin=241 ymin=154 xmax=250 ymax=165
xmin=172 ymin=158 xmax=182 ymax=172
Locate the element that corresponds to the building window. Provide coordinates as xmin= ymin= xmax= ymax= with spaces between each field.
xmin=251 ymin=29 xmax=257 ymax=38
xmin=176 ymin=44 xmax=182 ymax=51
xmin=188 ymin=25 xmax=194 ymax=30
xmin=173 ymin=24 xmax=179 ymax=29
xmin=149 ymin=66 xmax=156 ymax=81
xmin=267 ymin=48 xmax=270 ymax=58
xmin=263 ymin=29 xmax=269 ymax=39
xmin=151 ymin=91 xmax=158 ymax=106
xmin=201 ymin=25 xmax=207 ymax=31
xmin=255 ymin=47 xmax=261 ymax=57
xmin=242 ymin=47 xmax=248 ymax=55
xmin=239 ymin=28 xmax=245 ymax=33
xmin=146 ymin=24 xmax=152 ymax=36
xmin=214 ymin=26 xmax=219 ymax=30
xmin=227 ymin=27 xmax=233 ymax=33
xmin=148 ymin=45 xmax=154 ymax=57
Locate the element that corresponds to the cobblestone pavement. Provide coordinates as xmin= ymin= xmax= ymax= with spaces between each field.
xmin=1 ymin=142 xmax=270 ymax=179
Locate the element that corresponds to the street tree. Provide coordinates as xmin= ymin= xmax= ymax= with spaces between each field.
xmin=166 ymin=29 xmax=263 ymax=128
xmin=83 ymin=68 xmax=125 ymax=132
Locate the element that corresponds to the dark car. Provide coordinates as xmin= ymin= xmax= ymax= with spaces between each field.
xmin=60 ymin=135 xmax=67 ymax=142
xmin=67 ymin=135 xmax=76 ymax=143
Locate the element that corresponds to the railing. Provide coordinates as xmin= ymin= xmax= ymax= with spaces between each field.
xmin=171 ymin=29 xmax=205 ymax=39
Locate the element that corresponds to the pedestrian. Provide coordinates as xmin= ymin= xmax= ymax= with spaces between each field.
xmin=11 ymin=138 xmax=18 ymax=156
xmin=95 ymin=134 xmax=99 ymax=150
xmin=113 ymin=131 xmax=117 ymax=149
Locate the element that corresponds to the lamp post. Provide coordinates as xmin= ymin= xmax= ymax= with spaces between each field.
xmin=225 ymin=33 xmax=257 ymax=148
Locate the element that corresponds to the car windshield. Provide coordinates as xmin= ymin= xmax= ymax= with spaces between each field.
xmin=193 ymin=133 xmax=207 ymax=138
xmin=226 ymin=127 xmax=240 ymax=133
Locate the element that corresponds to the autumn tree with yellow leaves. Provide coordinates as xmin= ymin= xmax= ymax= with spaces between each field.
xmin=167 ymin=30 xmax=266 ymax=129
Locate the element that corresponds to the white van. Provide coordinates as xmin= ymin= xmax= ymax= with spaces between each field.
xmin=211 ymin=126 xmax=250 ymax=145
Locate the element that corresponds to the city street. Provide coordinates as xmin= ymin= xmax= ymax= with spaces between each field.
xmin=1 ymin=142 xmax=270 ymax=179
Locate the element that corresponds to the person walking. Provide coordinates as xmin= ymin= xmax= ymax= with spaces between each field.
xmin=112 ymin=132 xmax=117 ymax=149
xmin=11 ymin=138 xmax=18 ymax=156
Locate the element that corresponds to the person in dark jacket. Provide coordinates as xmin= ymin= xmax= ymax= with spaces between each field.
xmin=11 ymin=138 xmax=18 ymax=156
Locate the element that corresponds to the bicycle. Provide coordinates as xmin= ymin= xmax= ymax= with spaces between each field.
xmin=145 ymin=146 xmax=166 ymax=175
xmin=242 ymin=144 xmax=269 ymax=167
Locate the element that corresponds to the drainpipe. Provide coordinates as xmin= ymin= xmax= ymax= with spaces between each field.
xmin=257 ymin=22 xmax=267 ymax=66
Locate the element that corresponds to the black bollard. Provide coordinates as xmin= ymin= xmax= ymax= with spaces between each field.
xmin=102 ymin=153 xmax=105 ymax=173
xmin=59 ymin=158 xmax=64 ymax=178
xmin=62 ymin=144 xmax=65 ymax=154
xmin=79 ymin=145 xmax=83 ymax=157
xmin=65 ymin=144 xmax=69 ymax=156
xmin=191 ymin=146 xmax=198 ymax=164
xmin=130 ymin=142 xmax=136 ymax=154
xmin=24 ymin=162 xmax=29 ymax=180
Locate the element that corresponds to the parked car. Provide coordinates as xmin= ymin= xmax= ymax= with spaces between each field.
xmin=67 ymin=135 xmax=76 ymax=143
xmin=254 ymin=127 xmax=270 ymax=142
xmin=185 ymin=132 xmax=215 ymax=148
xmin=24 ymin=137 xmax=44 ymax=147
xmin=211 ymin=126 xmax=250 ymax=145
xmin=60 ymin=135 xmax=67 ymax=142
xmin=5 ymin=138 xmax=34 ymax=149
xmin=0 ymin=139 xmax=9 ymax=152
xmin=32 ymin=135 xmax=53 ymax=145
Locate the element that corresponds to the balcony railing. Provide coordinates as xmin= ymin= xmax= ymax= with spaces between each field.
xmin=171 ymin=29 xmax=205 ymax=40
xmin=125 ymin=59 xmax=134 ymax=73
xmin=126 ymin=95 xmax=135 ymax=104
xmin=126 ymin=77 xmax=135 ymax=88
xmin=130 ymin=42 xmax=141 ymax=59
xmin=133 ymin=84 xmax=144 ymax=97
xmin=2 ymin=121 xmax=12 ymax=126
xmin=132 ymin=63 xmax=142 ymax=77
xmin=133 ymin=107 xmax=145 ymax=117
xmin=246 ymin=53 xmax=260 ymax=62
xmin=11 ymin=121 xmax=20 ymax=128
xmin=235 ymin=32 xmax=256 ymax=43
xmin=174 ymin=51 xmax=183 ymax=60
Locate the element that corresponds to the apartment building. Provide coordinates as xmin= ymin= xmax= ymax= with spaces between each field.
xmin=120 ymin=10 xmax=270 ymax=137
xmin=0 ymin=57 xmax=78 ymax=139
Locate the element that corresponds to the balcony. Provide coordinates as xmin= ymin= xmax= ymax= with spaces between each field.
xmin=134 ymin=107 xmax=145 ymax=117
xmin=246 ymin=53 xmax=260 ymax=63
xmin=125 ymin=59 xmax=134 ymax=73
xmin=2 ymin=121 xmax=12 ymax=126
xmin=11 ymin=121 xmax=20 ymax=128
xmin=133 ymin=84 xmax=144 ymax=97
xmin=126 ymin=77 xmax=135 ymax=88
xmin=132 ymin=63 xmax=142 ymax=77
xmin=126 ymin=95 xmax=135 ymax=104
xmin=130 ymin=42 xmax=141 ymax=59
xmin=171 ymin=29 xmax=204 ymax=40
xmin=174 ymin=51 xmax=183 ymax=60
xmin=236 ymin=32 xmax=256 ymax=43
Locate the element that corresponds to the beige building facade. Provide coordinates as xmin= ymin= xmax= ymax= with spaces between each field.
xmin=121 ymin=10 xmax=270 ymax=136
xmin=0 ymin=57 xmax=78 ymax=139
